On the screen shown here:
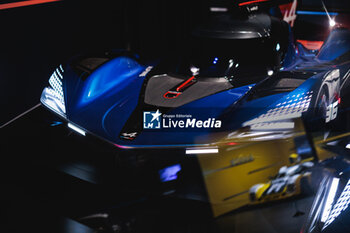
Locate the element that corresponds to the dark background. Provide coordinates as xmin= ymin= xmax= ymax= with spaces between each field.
xmin=0 ymin=2 xmax=211 ymax=232
xmin=1 ymin=0 xmax=350 ymax=126
xmin=1 ymin=1 xmax=350 ymax=233
xmin=0 ymin=0 xmax=211 ymax=126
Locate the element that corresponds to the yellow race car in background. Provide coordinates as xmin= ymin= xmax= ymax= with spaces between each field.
xmin=248 ymin=161 xmax=314 ymax=203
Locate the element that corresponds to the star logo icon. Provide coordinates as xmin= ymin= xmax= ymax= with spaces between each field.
xmin=151 ymin=109 xmax=162 ymax=122
xmin=143 ymin=110 xmax=162 ymax=129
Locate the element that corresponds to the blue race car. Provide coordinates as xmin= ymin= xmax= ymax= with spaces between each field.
xmin=40 ymin=12 xmax=350 ymax=145
xmin=40 ymin=0 xmax=350 ymax=217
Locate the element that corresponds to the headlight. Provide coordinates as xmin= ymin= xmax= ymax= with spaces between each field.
xmin=40 ymin=65 xmax=66 ymax=117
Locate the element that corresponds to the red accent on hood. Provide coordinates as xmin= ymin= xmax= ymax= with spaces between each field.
xmin=176 ymin=76 xmax=196 ymax=92
xmin=164 ymin=76 xmax=197 ymax=99
xmin=239 ymin=0 xmax=269 ymax=6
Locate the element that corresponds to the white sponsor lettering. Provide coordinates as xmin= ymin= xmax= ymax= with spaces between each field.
xmin=139 ymin=66 xmax=153 ymax=77
xmin=326 ymin=101 xmax=338 ymax=123
xmin=283 ymin=0 xmax=297 ymax=27
xmin=163 ymin=118 xmax=221 ymax=129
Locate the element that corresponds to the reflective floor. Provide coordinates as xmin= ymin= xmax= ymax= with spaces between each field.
xmin=2 ymin=2 xmax=349 ymax=232
xmin=2 ymin=105 xmax=315 ymax=233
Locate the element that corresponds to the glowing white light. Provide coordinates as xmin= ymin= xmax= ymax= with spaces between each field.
xmin=321 ymin=177 xmax=339 ymax=223
xmin=229 ymin=59 xmax=234 ymax=68
xmin=321 ymin=0 xmax=336 ymax=28
xmin=186 ymin=148 xmax=218 ymax=155
xmin=56 ymin=68 xmax=63 ymax=79
xmin=267 ymin=70 xmax=274 ymax=76
xmin=41 ymin=65 xmax=66 ymax=116
xmin=41 ymin=88 xmax=66 ymax=117
xmin=68 ymin=123 xmax=86 ymax=136
xmin=346 ymin=144 xmax=350 ymax=149
xmin=323 ymin=179 xmax=350 ymax=229
xmin=276 ymin=43 xmax=281 ymax=51
xmin=243 ymin=92 xmax=312 ymax=127
xmin=190 ymin=66 xmax=200 ymax=76
xmin=210 ymin=7 xmax=228 ymax=12
xmin=250 ymin=122 xmax=295 ymax=131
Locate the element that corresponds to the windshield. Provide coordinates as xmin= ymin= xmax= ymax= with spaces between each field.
xmin=164 ymin=36 xmax=280 ymax=80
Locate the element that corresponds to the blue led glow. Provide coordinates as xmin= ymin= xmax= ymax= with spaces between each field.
xmin=159 ymin=164 xmax=182 ymax=182
xmin=297 ymin=11 xmax=338 ymax=16
xmin=50 ymin=121 xmax=63 ymax=127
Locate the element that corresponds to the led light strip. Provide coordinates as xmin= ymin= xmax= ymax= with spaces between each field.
xmin=48 ymin=68 xmax=64 ymax=105
xmin=210 ymin=7 xmax=228 ymax=12
xmin=243 ymin=92 xmax=313 ymax=127
xmin=186 ymin=148 xmax=219 ymax=155
xmin=321 ymin=177 xmax=340 ymax=223
xmin=250 ymin=122 xmax=295 ymax=131
xmin=296 ymin=11 xmax=338 ymax=16
xmin=323 ymin=179 xmax=350 ymax=229
xmin=67 ymin=123 xmax=86 ymax=136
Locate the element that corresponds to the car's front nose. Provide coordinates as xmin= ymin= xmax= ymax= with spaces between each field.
xmin=40 ymin=65 xmax=66 ymax=118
